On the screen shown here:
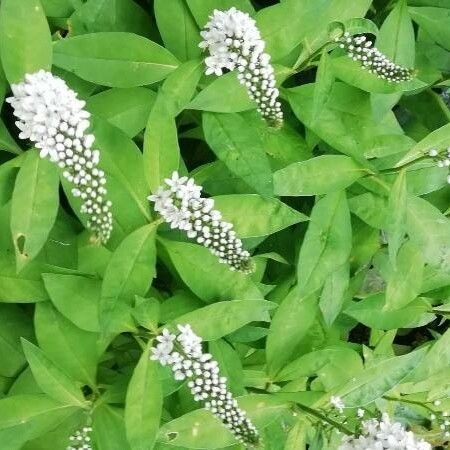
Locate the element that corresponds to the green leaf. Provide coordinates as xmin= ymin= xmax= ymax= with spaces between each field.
xmin=287 ymin=83 xmax=402 ymax=162
xmin=42 ymin=273 xmax=100 ymax=332
xmin=266 ymin=288 xmax=318 ymax=377
xmin=171 ymin=300 xmax=276 ymax=341
xmin=53 ymin=32 xmax=179 ymax=87
xmin=0 ymin=304 xmax=34 ymax=377
xmin=332 ymin=348 xmax=427 ymax=406
xmin=189 ymin=73 xmax=255 ymax=113
xmin=319 ymin=263 xmax=349 ymax=326
xmin=274 ymin=155 xmax=367 ymax=196
xmin=256 ymin=0 xmax=371 ymax=61
xmin=154 ymin=0 xmax=201 ymax=61
xmin=0 ymin=0 xmax=52 ymax=83
xmin=93 ymin=405 xmax=131 ymax=450
xmin=10 ymin=150 xmax=59 ymax=272
xmin=412 ymin=328 xmax=450 ymax=381
xmin=160 ymin=59 xmax=203 ymax=116
xmin=143 ymin=94 xmax=180 ymax=193
xmin=0 ymin=118 xmax=22 ymax=155
xmin=100 ymin=223 xmax=157 ymax=333
xmin=159 ymin=238 xmax=263 ymax=303
xmin=385 ymin=241 xmax=424 ymax=311
xmin=125 ymin=343 xmax=162 ymax=450
xmin=72 ymin=0 xmax=152 ymax=37
xmin=312 ymin=51 xmax=334 ymax=122
xmin=386 ymin=170 xmax=407 ymax=265
xmin=297 ymin=191 xmax=352 ymax=295
xmin=345 ymin=294 xmax=433 ymax=330
xmin=397 ymin=122 xmax=450 ymax=166
xmin=158 ymin=394 xmax=287 ymax=448
xmin=0 ymin=394 xmax=78 ymax=442
xmin=409 ymin=7 xmax=450 ymax=50
xmin=406 ymin=195 xmax=450 ymax=268
xmin=0 ymin=253 xmax=48 ymax=302
xmin=203 ymin=112 xmax=273 ymax=196
xmin=21 ymin=339 xmax=87 ymax=407
xmin=277 ymin=346 xmax=362 ymax=383
xmin=86 ymin=87 xmax=156 ymax=138
xmin=34 ymin=302 xmax=99 ymax=387
xmin=213 ymin=194 xmax=307 ymax=238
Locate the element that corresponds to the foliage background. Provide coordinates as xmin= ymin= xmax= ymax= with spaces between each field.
xmin=0 ymin=0 xmax=449 ymax=449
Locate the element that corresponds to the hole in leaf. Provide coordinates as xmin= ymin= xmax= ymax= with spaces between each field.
xmin=15 ymin=234 xmax=27 ymax=256
xmin=166 ymin=432 xmax=178 ymax=441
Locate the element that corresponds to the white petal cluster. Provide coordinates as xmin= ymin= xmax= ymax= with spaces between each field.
xmin=330 ymin=396 xmax=345 ymax=413
xmin=6 ymin=70 xmax=113 ymax=243
xmin=336 ymin=33 xmax=412 ymax=83
xmin=148 ymin=171 xmax=252 ymax=273
xmin=151 ymin=324 xmax=259 ymax=446
xmin=67 ymin=426 xmax=93 ymax=450
xmin=199 ymin=7 xmax=283 ymax=127
xmin=339 ymin=413 xmax=431 ymax=450
xmin=428 ymin=148 xmax=450 ymax=184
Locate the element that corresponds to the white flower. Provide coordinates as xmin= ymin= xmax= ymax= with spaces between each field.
xmin=148 ymin=171 xmax=253 ymax=273
xmin=336 ymin=33 xmax=413 ymax=83
xmin=427 ymin=147 xmax=450 ymax=184
xmin=151 ymin=326 xmax=259 ymax=446
xmin=150 ymin=343 xmax=173 ymax=366
xmin=67 ymin=425 xmax=93 ymax=450
xmin=357 ymin=408 xmax=365 ymax=418
xmin=199 ymin=8 xmax=283 ymax=127
xmin=339 ymin=413 xmax=432 ymax=450
xmin=330 ymin=396 xmax=345 ymax=413
xmin=7 ymin=70 xmax=113 ymax=243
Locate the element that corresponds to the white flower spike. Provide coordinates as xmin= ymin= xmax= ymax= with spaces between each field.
xmin=148 ymin=171 xmax=253 ymax=273
xmin=200 ymin=7 xmax=283 ymax=127
xmin=67 ymin=426 xmax=93 ymax=450
xmin=336 ymin=33 xmax=413 ymax=83
xmin=339 ymin=413 xmax=431 ymax=450
xmin=151 ymin=325 xmax=259 ymax=446
xmin=7 ymin=70 xmax=113 ymax=244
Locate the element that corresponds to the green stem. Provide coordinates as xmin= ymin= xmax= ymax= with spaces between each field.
xmin=383 ymin=395 xmax=435 ymax=413
xmin=294 ymin=403 xmax=353 ymax=435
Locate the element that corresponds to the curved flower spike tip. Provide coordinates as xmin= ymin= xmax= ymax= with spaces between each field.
xmin=335 ymin=32 xmax=413 ymax=83
xmin=428 ymin=148 xmax=450 ymax=184
xmin=148 ymin=171 xmax=253 ymax=274
xmin=200 ymin=7 xmax=283 ymax=128
xmin=151 ymin=324 xmax=259 ymax=447
xmin=339 ymin=413 xmax=431 ymax=450
xmin=7 ymin=70 xmax=113 ymax=244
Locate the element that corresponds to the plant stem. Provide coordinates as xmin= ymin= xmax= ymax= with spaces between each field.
xmin=383 ymin=395 xmax=435 ymax=413
xmin=294 ymin=402 xmax=353 ymax=435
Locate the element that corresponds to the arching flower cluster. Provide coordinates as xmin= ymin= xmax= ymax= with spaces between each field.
xmin=199 ymin=7 xmax=283 ymax=127
xmin=151 ymin=325 xmax=259 ymax=446
xmin=67 ymin=426 xmax=93 ymax=450
xmin=7 ymin=70 xmax=113 ymax=243
xmin=336 ymin=33 xmax=413 ymax=83
xmin=339 ymin=413 xmax=431 ymax=450
xmin=428 ymin=148 xmax=450 ymax=184
xmin=148 ymin=171 xmax=253 ymax=273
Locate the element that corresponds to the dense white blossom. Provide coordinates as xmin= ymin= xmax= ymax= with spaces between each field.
xmin=199 ymin=7 xmax=283 ymax=127
xmin=336 ymin=33 xmax=413 ymax=83
xmin=67 ymin=426 xmax=93 ymax=450
xmin=151 ymin=325 xmax=259 ymax=446
xmin=339 ymin=413 xmax=432 ymax=450
xmin=7 ymin=70 xmax=113 ymax=243
xmin=148 ymin=171 xmax=253 ymax=273
xmin=428 ymin=148 xmax=450 ymax=184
